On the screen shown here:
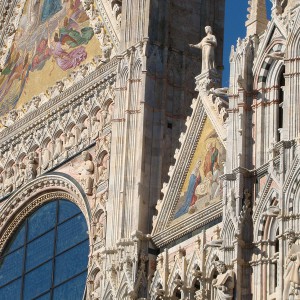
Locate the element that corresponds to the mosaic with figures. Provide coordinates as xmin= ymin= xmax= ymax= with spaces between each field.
xmin=173 ymin=119 xmax=225 ymax=221
xmin=0 ymin=0 xmax=99 ymax=115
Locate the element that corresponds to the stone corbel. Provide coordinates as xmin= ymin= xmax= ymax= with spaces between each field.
xmin=195 ymin=69 xmax=221 ymax=95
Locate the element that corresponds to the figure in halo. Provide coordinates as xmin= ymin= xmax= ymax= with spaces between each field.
xmin=189 ymin=26 xmax=217 ymax=73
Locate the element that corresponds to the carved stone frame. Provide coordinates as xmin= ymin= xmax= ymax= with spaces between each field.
xmin=0 ymin=173 xmax=92 ymax=252
xmin=152 ymin=97 xmax=223 ymax=247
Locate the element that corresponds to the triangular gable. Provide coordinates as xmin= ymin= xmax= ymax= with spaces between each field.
xmin=287 ymin=6 xmax=300 ymax=49
xmin=152 ymin=72 xmax=226 ymax=247
xmin=0 ymin=0 xmax=103 ymax=116
xmin=253 ymin=20 xmax=286 ymax=78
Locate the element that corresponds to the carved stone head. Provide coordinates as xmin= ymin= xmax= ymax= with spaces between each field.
xmin=286 ymin=229 xmax=297 ymax=248
xmin=82 ymin=151 xmax=92 ymax=161
xmin=205 ymin=26 xmax=213 ymax=34
xmin=215 ymin=260 xmax=227 ymax=274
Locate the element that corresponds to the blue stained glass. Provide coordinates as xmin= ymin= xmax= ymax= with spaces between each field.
xmin=54 ymin=240 xmax=89 ymax=285
xmin=23 ymin=261 xmax=53 ymax=299
xmin=53 ymin=272 xmax=87 ymax=300
xmin=35 ymin=292 xmax=51 ymax=300
xmin=26 ymin=230 xmax=55 ymax=271
xmin=0 ymin=278 xmax=21 ymax=299
xmin=58 ymin=200 xmax=81 ymax=223
xmin=5 ymin=224 xmax=25 ymax=254
xmin=0 ymin=248 xmax=23 ymax=286
xmin=0 ymin=199 xmax=89 ymax=299
xmin=28 ymin=201 xmax=57 ymax=241
xmin=56 ymin=214 xmax=88 ymax=254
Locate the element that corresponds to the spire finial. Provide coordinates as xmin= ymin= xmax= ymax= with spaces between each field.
xmin=246 ymin=0 xmax=268 ymax=36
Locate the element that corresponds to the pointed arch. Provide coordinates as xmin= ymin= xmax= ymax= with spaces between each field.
xmin=149 ymin=270 xmax=164 ymax=300
xmin=0 ymin=172 xmax=92 ymax=252
xmin=286 ymin=8 xmax=300 ymax=58
xmin=222 ymin=215 xmax=236 ymax=249
xmin=116 ymin=273 xmax=130 ymax=300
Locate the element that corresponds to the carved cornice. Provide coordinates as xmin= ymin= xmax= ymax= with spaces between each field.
xmin=0 ymin=57 xmax=115 ymax=200
xmin=152 ymin=202 xmax=222 ymax=248
xmin=0 ymin=57 xmax=118 ymax=147
xmin=94 ymin=0 xmax=121 ymax=49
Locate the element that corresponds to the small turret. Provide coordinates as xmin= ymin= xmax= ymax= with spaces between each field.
xmin=246 ymin=0 xmax=268 ymax=36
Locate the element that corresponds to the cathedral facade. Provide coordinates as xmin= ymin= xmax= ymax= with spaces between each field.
xmin=0 ymin=0 xmax=299 ymax=299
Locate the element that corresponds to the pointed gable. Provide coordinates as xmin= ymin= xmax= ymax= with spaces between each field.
xmin=152 ymin=71 xmax=227 ymax=247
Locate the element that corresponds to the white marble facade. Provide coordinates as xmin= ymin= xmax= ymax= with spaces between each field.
xmin=0 ymin=0 xmax=300 ymax=299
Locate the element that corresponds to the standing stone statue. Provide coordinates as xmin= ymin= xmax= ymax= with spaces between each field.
xmin=212 ymin=261 xmax=234 ymax=300
xmin=190 ymin=26 xmax=217 ymax=73
xmin=283 ymin=229 xmax=300 ymax=299
xmin=26 ymin=152 xmax=38 ymax=181
xmin=41 ymin=148 xmax=51 ymax=170
xmin=4 ymin=168 xmax=14 ymax=194
xmin=79 ymin=151 xmax=94 ymax=195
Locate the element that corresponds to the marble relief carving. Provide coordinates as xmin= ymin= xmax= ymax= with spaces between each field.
xmin=80 ymin=151 xmax=95 ymax=195
xmin=0 ymin=80 xmax=115 ymax=200
xmin=1 ymin=0 xmax=300 ymax=298
xmin=212 ymin=261 xmax=234 ymax=300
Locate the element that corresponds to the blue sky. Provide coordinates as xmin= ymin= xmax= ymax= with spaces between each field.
xmin=222 ymin=0 xmax=273 ymax=86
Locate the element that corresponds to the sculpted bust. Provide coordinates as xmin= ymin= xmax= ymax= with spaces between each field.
xmin=190 ymin=26 xmax=217 ymax=73
xmin=212 ymin=261 xmax=234 ymax=300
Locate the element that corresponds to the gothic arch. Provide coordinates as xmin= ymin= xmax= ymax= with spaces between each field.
xmin=265 ymin=58 xmax=285 ymax=86
xmin=284 ymin=165 xmax=300 ymax=214
xmin=254 ymin=41 xmax=285 ymax=91
xmin=167 ymin=262 xmax=183 ymax=296
xmin=252 ymin=195 xmax=280 ymax=299
xmin=87 ymin=265 xmax=103 ymax=300
xmin=102 ymin=282 xmax=114 ymax=300
xmin=116 ymin=274 xmax=130 ymax=300
xmin=149 ymin=270 xmax=164 ymax=300
xmin=286 ymin=8 xmax=300 ymax=58
xmin=205 ymin=249 xmax=221 ymax=278
xmin=117 ymin=63 xmax=129 ymax=115
xmin=119 ymin=64 xmax=129 ymax=86
xmin=253 ymin=187 xmax=279 ymax=241
xmin=222 ymin=215 xmax=236 ymax=247
xmin=186 ymin=251 xmax=202 ymax=287
xmin=132 ymin=59 xmax=142 ymax=80
xmin=0 ymin=172 xmax=91 ymax=253
xmin=41 ymin=135 xmax=51 ymax=148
